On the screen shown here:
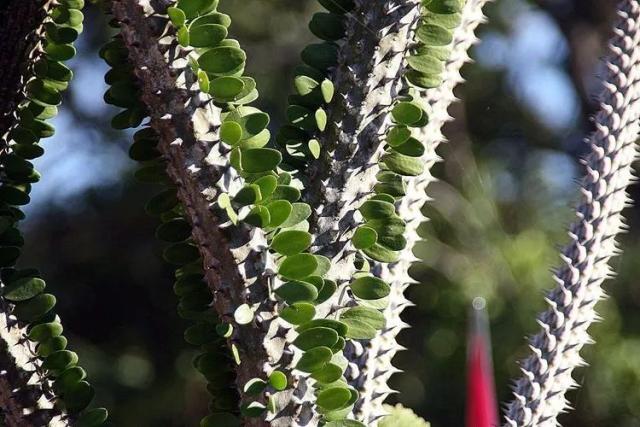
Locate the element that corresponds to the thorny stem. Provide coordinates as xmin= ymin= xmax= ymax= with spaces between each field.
xmin=504 ymin=1 xmax=640 ymax=425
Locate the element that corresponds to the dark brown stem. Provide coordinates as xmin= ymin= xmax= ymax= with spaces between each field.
xmin=0 ymin=0 xmax=48 ymax=145
xmin=110 ymin=1 xmax=271 ymax=425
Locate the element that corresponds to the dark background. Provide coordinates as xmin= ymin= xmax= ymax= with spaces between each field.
xmin=19 ymin=0 xmax=640 ymax=425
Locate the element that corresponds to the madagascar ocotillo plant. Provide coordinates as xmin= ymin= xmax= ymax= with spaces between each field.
xmin=1 ymin=0 xmax=638 ymax=426
xmin=0 ymin=1 xmax=107 ymax=425
xmin=503 ymin=1 xmax=640 ymax=425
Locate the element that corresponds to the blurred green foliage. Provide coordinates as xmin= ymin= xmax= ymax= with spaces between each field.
xmin=17 ymin=0 xmax=640 ymax=426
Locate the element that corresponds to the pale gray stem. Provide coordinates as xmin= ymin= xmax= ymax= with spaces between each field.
xmin=504 ymin=1 xmax=640 ymax=425
xmin=344 ymin=0 xmax=491 ymax=424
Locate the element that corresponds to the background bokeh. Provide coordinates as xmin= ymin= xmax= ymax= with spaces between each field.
xmin=19 ymin=0 xmax=640 ymax=425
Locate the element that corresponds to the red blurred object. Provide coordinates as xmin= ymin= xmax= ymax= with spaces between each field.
xmin=466 ymin=297 xmax=499 ymax=427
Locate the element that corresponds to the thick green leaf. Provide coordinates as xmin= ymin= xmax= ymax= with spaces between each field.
xmin=315 ymin=279 xmax=337 ymax=304
xmin=163 ymin=243 xmax=200 ymax=265
xmin=167 ymin=7 xmax=186 ymax=27
xmin=321 ymin=79 xmax=334 ymax=103
xmin=294 ymin=75 xmax=319 ymax=96
xmin=269 ymin=370 xmax=288 ymax=390
xmin=293 ymin=327 xmax=339 ymax=351
xmin=234 ymin=184 xmax=261 ymax=206
xmin=382 ymin=151 xmax=424 ymax=176
xmin=62 ymin=380 xmax=94 ymax=413
xmin=43 ymin=350 xmax=78 ymax=371
xmin=189 ymin=24 xmax=227 ymax=47
xmin=27 ymin=80 xmax=61 ymax=106
xmin=210 ymin=76 xmax=245 ymax=100
xmin=362 ymin=243 xmax=399 ymax=263
xmin=352 ymin=226 xmax=378 ymax=249
xmin=37 ymin=336 xmax=68 ymax=358
xmin=76 ymin=408 xmax=109 ymax=427
xmin=350 ymin=276 xmax=390 ymax=300
xmin=2 ymin=277 xmax=45 ymax=302
xmin=296 ymin=346 xmax=332 ymax=373
xmin=426 ymin=0 xmax=463 ymax=14
xmin=416 ymin=24 xmax=453 ymax=46
xmin=198 ymin=46 xmax=246 ymax=76
xmin=45 ymin=42 xmax=76 ymax=61
xmin=244 ymin=378 xmax=267 ymax=395
xmin=317 ymin=387 xmax=352 ymax=411
xmin=272 ymin=186 xmax=302 ymax=203
xmin=280 ymin=202 xmax=309 ymax=227
xmin=28 ymin=322 xmax=63 ymax=342
xmin=280 ymin=302 xmax=315 ymax=325
xmin=301 ymin=43 xmax=338 ymax=71
xmin=309 ymin=13 xmax=346 ymax=41
xmin=392 ymin=137 xmax=425 ymax=157
xmin=271 ymin=230 xmax=312 ymax=255
xmin=266 ymin=200 xmax=293 ymax=228
xmin=13 ymin=293 xmax=56 ymax=322
xmin=340 ymin=306 xmax=385 ymax=339
xmin=253 ymin=175 xmax=277 ymax=199
xmin=176 ymin=0 xmax=218 ymax=19
xmin=191 ymin=12 xmax=231 ymax=28
xmin=279 ymin=253 xmax=318 ymax=280
xmin=359 ymin=200 xmax=395 ymax=220
xmin=274 ymin=280 xmax=318 ymax=304
xmin=391 ymin=102 xmax=423 ymax=125
xmin=244 ymin=205 xmax=271 ymax=227
xmin=407 ymin=54 xmax=445 ymax=75
xmin=311 ymin=363 xmax=343 ymax=384
xmin=387 ymin=126 xmax=412 ymax=147
xmin=145 ymin=189 xmax=178 ymax=216
xmin=234 ymin=303 xmax=254 ymax=325
xmin=241 ymin=148 xmax=282 ymax=173
xmin=54 ymin=366 xmax=86 ymax=392
xmin=156 ymin=219 xmax=191 ymax=242
xmin=184 ymin=322 xmax=217 ymax=345
xmin=220 ymin=121 xmax=243 ymax=145
xmin=297 ymin=319 xmax=347 ymax=336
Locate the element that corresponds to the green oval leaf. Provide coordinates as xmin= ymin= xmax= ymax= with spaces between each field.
xmin=189 ymin=24 xmax=227 ymax=47
xmin=198 ymin=46 xmax=246 ymax=76
xmin=268 ymin=370 xmax=288 ymax=390
xmin=391 ymin=102 xmax=423 ymax=125
xmin=210 ymin=76 xmax=245 ymax=100
xmin=296 ymin=346 xmax=332 ymax=373
xmin=340 ymin=306 xmax=385 ymax=339
xmin=350 ymin=276 xmax=390 ymax=300
xmin=279 ymin=253 xmax=318 ymax=280
xmin=359 ymin=200 xmax=395 ymax=221
xmin=382 ymin=151 xmax=425 ymax=176
xmin=280 ymin=302 xmax=315 ymax=325
xmin=293 ymin=327 xmax=339 ymax=351
xmin=3 ymin=277 xmax=46 ymax=302
xmin=416 ymin=23 xmax=453 ymax=46
xmin=271 ymin=230 xmax=312 ymax=255
xmin=317 ymin=386 xmax=352 ymax=411
xmin=43 ymin=349 xmax=78 ymax=371
xmin=241 ymin=148 xmax=282 ymax=173
xmin=311 ymin=362 xmax=343 ymax=384
xmin=352 ymin=226 xmax=377 ymax=249
xmin=274 ymin=280 xmax=318 ymax=304
xmin=13 ymin=293 xmax=56 ymax=322
xmin=28 ymin=322 xmax=63 ymax=342
xmin=62 ymin=380 xmax=94 ymax=413
xmin=266 ymin=200 xmax=293 ymax=228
